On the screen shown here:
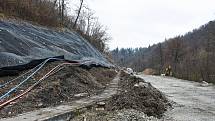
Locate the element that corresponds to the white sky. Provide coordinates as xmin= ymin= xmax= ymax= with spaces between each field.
xmin=71 ymin=0 xmax=215 ymax=50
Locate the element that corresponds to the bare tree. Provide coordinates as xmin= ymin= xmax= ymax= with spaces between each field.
xmin=73 ymin=0 xmax=84 ymax=29
xmin=61 ymin=0 xmax=65 ymax=23
xmin=158 ymin=43 xmax=163 ymax=74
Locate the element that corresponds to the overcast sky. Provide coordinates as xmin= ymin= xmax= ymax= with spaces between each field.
xmin=74 ymin=0 xmax=215 ymax=50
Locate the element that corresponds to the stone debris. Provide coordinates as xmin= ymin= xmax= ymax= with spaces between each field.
xmin=74 ymin=93 xmax=88 ymax=97
xmin=134 ymin=82 xmax=150 ymax=88
xmin=105 ymin=71 xmax=170 ymax=118
xmin=70 ymin=71 xmax=171 ymax=121
xmin=70 ymin=109 xmax=160 ymax=121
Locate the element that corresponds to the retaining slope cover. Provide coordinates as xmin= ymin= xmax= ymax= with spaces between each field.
xmin=0 ymin=20 xmax=112 ymax=69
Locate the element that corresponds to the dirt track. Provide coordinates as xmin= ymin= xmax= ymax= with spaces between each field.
xmin=139 ymin=75 xmax=215 ymax=121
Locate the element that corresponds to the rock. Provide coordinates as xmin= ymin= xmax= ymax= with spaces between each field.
xmin=114 ymin=109 xmax=159 ymax=121
xmin=37 ymin=103 xmax=43 ymax=107
xmin=134 ymin=82 xmax=149 ymax=88
xmin=96 ymin=102 xmax=106 ymax=111
xmin=139 ymin=82 xmax=149 ymax=88
xmin=95 ymin=107 xmax=105 ymax=111
xmin=134 ymin=83 xmax=139 ymax=87
xmin=74 ymin=93 xmax=88 ymax=97
xmin=97 ymin=102 xmax=106 ymax=106
xmin=201 ymin=81 xmax=213 ymax=87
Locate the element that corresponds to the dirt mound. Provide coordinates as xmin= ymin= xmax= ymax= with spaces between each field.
xmin=69 ymin=71 xmax=171 ymax=120
xmin=89 ymin=67 xmax=117 ymax=86
xmin=105 ymin=71 xmax=170 ymax=118
xmin=0 ymin=62 xmax=117 ymax=118
xmin=70 ymin=109 xmax=159 ymax=121
xmin=143 ymin=68 xmax=157 ymax=75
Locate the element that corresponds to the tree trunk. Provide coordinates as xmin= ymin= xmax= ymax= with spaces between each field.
xmin=61 ymin=0 xmax=64 ymax=24
xmin=73 ymin=0 xmax=84 ymax=29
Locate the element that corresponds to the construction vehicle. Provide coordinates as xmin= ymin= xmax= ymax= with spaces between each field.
xmin=165 ymin=65 xmax=172 ymax=76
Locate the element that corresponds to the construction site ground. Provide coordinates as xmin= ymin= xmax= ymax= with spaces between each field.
xmin=70 ymin=72 xmax=171 ymax=121
xmin=0 ymin=61 xmax=171 ymax=120
xmin=0 ymin=61 xmax=117 ymax=118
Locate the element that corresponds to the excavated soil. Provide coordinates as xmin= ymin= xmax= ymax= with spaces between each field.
xmin=105 ymin=71 xmax=170 ymax=118
xmin=71 ymin=109 xmax=159 ymax=121
xmin=70 ymin=71 xmax=171 ymax=121
xmin=0 ymin=61 xmax=117 ymax=118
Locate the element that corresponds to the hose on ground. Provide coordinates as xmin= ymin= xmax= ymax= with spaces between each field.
xmin=0 ymin=58 xmax=64 ymax=100
xmin=0 ymin=62 xmax=80 ymax=108
xmin=0 ymin=62 xmax=44 ymax=88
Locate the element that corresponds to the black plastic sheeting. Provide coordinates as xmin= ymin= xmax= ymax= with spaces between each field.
xmin=0 ymin=56 xmax=67 ymax=76
xmin=0 ymin=20 xmax=113 ymax=74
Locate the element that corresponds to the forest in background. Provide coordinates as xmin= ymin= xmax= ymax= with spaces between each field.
xmin=1 ymin=0 xmax=215 ymax=83
xmin=0 ymin=0 xmax=110 ymax=53
xmin=112 ymin=20 xmax=215 ymax=83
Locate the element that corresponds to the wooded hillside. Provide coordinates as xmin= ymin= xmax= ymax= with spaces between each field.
xmin=112 ymin=20 xmax=215 ymax=83
xmin=0 ymin=0 xmax=110 ymax=53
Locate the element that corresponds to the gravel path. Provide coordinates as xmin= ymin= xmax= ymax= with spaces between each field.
xmin=139 ymin=75 xmax=215 ymax=121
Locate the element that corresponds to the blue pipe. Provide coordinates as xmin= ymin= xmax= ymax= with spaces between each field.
xmin=0 ymin=58 xmax=63 ymax=100
xmin=0 ymin=62 xmax=43 ymax=88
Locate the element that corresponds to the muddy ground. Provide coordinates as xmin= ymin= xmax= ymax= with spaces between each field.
xmin=0 ymin=61 xmax=117 ymax=118
xmin=70 ymin=71 xmax=171 ymax=121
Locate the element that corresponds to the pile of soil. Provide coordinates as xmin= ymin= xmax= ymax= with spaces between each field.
xmin=105 ymin=71 xmax=170 ymax=118
xmin=88 ymin=67 xmax=117 ymax=86
xmin=70 ymin=109 xmax=159 ymax=121
xmin=69 ymin=71 xmax=171 ymax=121
xmin=0 ymin=61 xmax=117 ymax=118
xmin=143 ymin=68 xmax=157 ymax=75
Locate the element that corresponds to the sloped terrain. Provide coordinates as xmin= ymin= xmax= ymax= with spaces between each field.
xmin=112 ymin=20 xmax=215 ymax=83
xmin=0 ymin=19 xmax=171 ymax=120
xmin=0 ymin=19 xmax=112 ymax=69
xmin=0 ymin=61 xmax=117 ymax=118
